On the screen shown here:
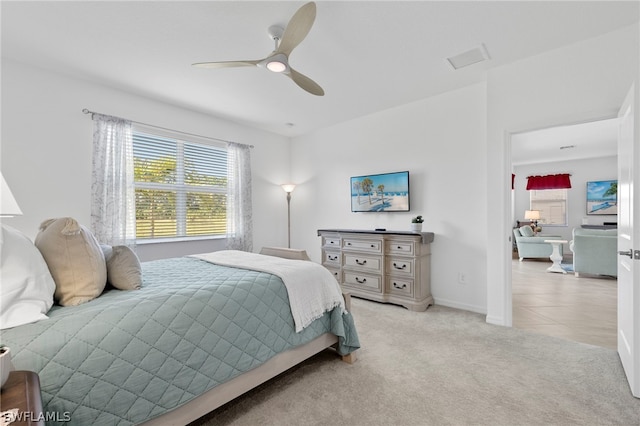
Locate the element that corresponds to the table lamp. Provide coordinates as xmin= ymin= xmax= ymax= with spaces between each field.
xmin=1 ymin=172 xmax=23 ymax=217
xmin=524 ymin=210 xmax=540 ymax=227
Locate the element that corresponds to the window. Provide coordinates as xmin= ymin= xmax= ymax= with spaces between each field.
xmin=530 ymin=189 xmax=567 ymax=226
xmin=133 ymin=129 xmax=228 ymax=240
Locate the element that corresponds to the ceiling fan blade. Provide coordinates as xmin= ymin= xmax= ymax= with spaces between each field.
xmin=192 ymin=60 xmax=260 ymax=69
xmin=287 ymin=68 xmax=324 ymax=96
xmin=276 ymin=2 xmax=316 ymax=56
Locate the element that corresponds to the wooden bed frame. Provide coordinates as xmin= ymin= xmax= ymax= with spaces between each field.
xmin=140 ymin=248 xmax=356 ymax=426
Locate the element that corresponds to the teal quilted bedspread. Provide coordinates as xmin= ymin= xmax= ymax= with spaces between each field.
xmin=2 ymin=257 xmax=360 ymax=425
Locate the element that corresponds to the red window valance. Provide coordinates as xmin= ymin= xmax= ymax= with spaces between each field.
xmin=526 ymin=173 xmax=572 ymax=190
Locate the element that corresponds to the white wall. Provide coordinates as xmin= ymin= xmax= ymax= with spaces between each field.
xmin=3 ymin=22 xmax=637 ymax=319
xmin=486 ymin=24 xmax=639 ymax=325
xmin=291 ymin=83 xmax=488 ymax=314
xmin=513 ymin=156 xmax=618 ymax=244
xmin=1 ymin=60 xmax=292 ymax=260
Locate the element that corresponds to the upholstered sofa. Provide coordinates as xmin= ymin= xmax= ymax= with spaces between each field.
xmin=513 ymin=226 xmax=563 ymax=261
xmin=570 ymin=228 xmax=617 ymax=277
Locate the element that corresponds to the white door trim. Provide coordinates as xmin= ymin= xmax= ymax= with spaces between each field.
xmin=494 ymin=111 xmax=619 ymax=329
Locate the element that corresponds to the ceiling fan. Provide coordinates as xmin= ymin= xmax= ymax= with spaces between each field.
xmin=192 ymin=2 xmax=324 ymax=96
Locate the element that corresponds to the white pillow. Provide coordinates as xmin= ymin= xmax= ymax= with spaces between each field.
xmin=0 ymin=224 xmax=56 ymax=329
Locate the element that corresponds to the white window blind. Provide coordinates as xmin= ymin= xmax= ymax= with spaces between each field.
xmin=133 ymin=129 xmax=228 ymax=240
xmin=530 ymin=189 xmax=568 ymax=226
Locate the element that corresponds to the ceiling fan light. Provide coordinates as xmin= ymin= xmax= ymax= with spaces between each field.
xmin=266 ymin=60 xmax=287 ymax=73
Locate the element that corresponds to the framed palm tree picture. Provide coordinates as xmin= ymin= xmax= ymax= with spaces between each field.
xmin=586 ymin=180 xmax=617 ymax=215
xmin=350 ymin=171 xmax=410 ymax=212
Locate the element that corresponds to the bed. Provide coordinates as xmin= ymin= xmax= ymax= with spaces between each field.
xmin=0 ymin=224 xmax=359 ymax=426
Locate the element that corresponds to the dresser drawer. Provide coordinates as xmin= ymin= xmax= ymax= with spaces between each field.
xmin=324 ymin=267 xmax=340 ymax=282
xmin=322 ymin=236 xmax=341 ymax=249
xmin=344 ymin=253 xmax=382 ymax=273
xmin=386 ymin=257 xmax=414 ymax=276
xmin=387 ymin=239 xmax=416 ymax=256
xmin=342 ymin=238 xmax=382 ymax=253
xmin=385 ymin=276 xmax=414 ymax=297
xmin=323 ymin=250 xmax=341 ymax=267
xmin=343 ymin=271 xmax=382 ymax=292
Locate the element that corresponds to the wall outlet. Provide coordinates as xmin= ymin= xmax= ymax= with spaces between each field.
xmin=458 ymin=272 xmax=468 ymax=284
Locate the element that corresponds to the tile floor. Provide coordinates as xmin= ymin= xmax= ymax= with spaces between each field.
xmin=512 ymin=257 xmax=617 ymax=350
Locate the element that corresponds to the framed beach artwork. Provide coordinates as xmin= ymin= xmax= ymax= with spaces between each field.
xmin=351 ymin=171 xmax=410 ymax=212
xmin=586 ymin=180 xmax=617 ymax=215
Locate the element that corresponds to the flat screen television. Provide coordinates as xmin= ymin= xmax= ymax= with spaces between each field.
xmin=350 ymin=171 xmax=410 ymax=212
xmin=586 ymin=179 xmax=617 ymax=215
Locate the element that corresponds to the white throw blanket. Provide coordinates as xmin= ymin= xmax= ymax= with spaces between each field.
xmin=191 ymin=250 xmax=346 ymax=333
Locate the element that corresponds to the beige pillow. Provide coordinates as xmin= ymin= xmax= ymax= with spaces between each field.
xmin=35 ymin=218 xmax=106 ymax=306
xmin=102 ymin=245 xmax=142 ymax=290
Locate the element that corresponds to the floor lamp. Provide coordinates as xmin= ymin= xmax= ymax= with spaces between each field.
xmin=281 ymin=184 xmax=296 ymax=248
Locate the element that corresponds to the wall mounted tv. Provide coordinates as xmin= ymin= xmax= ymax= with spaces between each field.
xmin=586 ymin=179 xmax=617 ymax=215
xmin=350 ymin=171 xmax=410 ymax=212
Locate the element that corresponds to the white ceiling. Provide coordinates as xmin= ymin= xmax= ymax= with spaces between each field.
xmin=2 ymin=0 xmax=638 ymax=144
xmin=511 ymin=117 xmax=619 ymax=166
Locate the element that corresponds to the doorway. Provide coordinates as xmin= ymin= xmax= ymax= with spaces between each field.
xmin=510 ymin=118 xmax=619 ymax=349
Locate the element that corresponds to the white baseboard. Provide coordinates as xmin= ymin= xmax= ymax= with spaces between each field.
xmin=485 ymin=315 xmax=507 ymax=326
xmin=433 ymin=298 xmax=487 ymax=315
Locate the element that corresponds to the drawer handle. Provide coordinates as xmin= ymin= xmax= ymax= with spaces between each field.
xmin=393 ymin=263 xmax=407 ymax=270
xmin=370 ymin=244 xmax=375 ymax=248
xmin=328 ymin=255 xmax=338 ymax=261
xmin=333 ymin=272 xmax=338 ymax=277
xmin=355 ymin=259 xmax=367 ymax=265
xmin=393 ymin=282 xmax=407 ymax=289
xmin=355 ymin=277 xmax=367 ymax=284
xmin=347 ymin=242 xmax=352 ymax=245
xmin=330 ymin=241 xmax=335 ymax=244
xmin=397 ymin=246 xmax=403 ymax=249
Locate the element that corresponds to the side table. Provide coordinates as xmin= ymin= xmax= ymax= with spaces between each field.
xmin=544 ymin=239 xmax=568 ymax=274
xmin=0 ymin=371 xmax=45 ymax=426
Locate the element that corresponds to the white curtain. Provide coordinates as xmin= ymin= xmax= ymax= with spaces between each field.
xmin=90 ymin=114 xmax=136 ymax=247
xmin=226 ymin=142 xmax=253 ymax=251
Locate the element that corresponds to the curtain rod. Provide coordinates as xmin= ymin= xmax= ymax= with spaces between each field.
xmin=526 ymin=173 xmax=572 ymax=177
xmin=82 ymin=108 xmax=254 ymax=148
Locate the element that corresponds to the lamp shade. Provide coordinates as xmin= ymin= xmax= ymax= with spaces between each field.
xmin=524 ymin=210 xmax=541 ymax=221
xmin=281 ymin=184 xmax=296 ymax=193
xmin=0 ymin=172 xmax=22 ymax=217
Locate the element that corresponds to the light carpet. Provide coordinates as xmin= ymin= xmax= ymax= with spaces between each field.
xmin=192 ymin=298 xmax=639 ymax=425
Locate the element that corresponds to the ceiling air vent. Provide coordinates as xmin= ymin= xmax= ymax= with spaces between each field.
xmin=447 ymin=44 xmax=491 ymax=70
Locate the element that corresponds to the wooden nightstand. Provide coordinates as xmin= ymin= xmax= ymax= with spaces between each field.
xmin=0 ymin=371 xmax=45 ymax=426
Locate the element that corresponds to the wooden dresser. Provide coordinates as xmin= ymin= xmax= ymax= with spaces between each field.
xmin=318 ymin=229 xmax=434 ymax=311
